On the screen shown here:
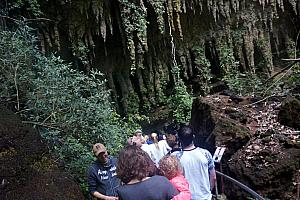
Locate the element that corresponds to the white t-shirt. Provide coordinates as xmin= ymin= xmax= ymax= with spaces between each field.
xmin=172 ymin=147 xmax=215 ymax=200
xmin=141 ymin=144 xmax=152 ymax=156
xmin=147 ymin=140 xmax=171 ymax=166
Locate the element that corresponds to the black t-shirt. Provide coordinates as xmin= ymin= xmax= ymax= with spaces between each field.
xmin=117 ymin=175 xmax=179 ymax=200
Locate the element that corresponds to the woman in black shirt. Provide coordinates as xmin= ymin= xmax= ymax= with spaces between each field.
xmin=116 ymin=145 xmax=179 ymax=200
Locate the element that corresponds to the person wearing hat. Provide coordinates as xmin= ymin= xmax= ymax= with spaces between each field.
xmin=87 ymin=143 xmax=120 ymax=200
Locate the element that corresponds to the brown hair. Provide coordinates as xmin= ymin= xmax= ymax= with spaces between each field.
xmin=158 ymin=155 xmax=182 ymax=180
xmin=166 ymin=134 xmax=177 ymax=148
xmin=117 ymin=145 xmax=157 ymax=183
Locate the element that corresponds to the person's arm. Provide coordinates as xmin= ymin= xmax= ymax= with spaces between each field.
xmin=209 ymin=168 xmax=217 ymax=191
xmin=159 ymin=176 xmax=179 ymax=199
xmin=204 ymin=149 xmax=217 ymax=191
xmin=87 ymin=166 xmax=118 ymax=200
xmin=170 ymin=176 xmax=191 ymax=200
xmin=91 ymin=191 xmax=118 ymax=200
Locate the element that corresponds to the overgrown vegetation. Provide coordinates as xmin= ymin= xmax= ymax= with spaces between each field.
xmin=0 ymin=23 xmax=35 ymax=109
xmin=0 ymin=22 xmax=136 ymax=193
xmin=219 ymin=45 xmax=264 ymax=96
xmin=119 ymin=0 xmax=148 ymax=71
xmin=168 ymin=65 xmax=193 ymax=124
xmin=218 ymin=44 xmax=300 ymax=97
xmin=192 ymin=45 xmax=212 ymax=95
xmin=8 ymin=0 xmax=42 ymax=17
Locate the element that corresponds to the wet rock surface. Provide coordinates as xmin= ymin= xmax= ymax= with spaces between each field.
xmin=191 ymin=96 xmax=251 ymax=157
xmin=191 ymin=94 xmax=300 ymax=200
xmin=0 ymin=106 xmax=85 ymax=200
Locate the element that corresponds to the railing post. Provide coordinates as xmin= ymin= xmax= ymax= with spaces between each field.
xmin=213 ymin=147 xmax=226 ymax=199
xmin=216 ymin=171 xmax=265 ymax=200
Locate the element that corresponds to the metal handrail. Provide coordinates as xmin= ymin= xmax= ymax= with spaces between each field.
xmin=216 ymin=170 xmax=265 ymax=200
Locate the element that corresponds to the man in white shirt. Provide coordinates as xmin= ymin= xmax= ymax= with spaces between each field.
xmin=172 ymin=126 xmax=216 ymax=200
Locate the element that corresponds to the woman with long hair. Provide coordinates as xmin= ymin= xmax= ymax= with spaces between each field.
xmin=148 ymin=132 xmax=170 ymax=166
xmin=116 ymin=145 xmax=178 ymax=200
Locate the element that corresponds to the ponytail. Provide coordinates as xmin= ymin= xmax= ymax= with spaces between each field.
xmin=151 ymin=133 xmax=159 ymax=149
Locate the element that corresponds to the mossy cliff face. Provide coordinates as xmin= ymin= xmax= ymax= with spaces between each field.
xmin=38 ymin=0 xmax=299 ymax=115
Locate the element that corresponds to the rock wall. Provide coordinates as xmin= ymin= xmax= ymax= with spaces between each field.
xmin=35 ymin=0 xmax=300 ymax=115
xmin=190 ymin=95 xmax=300 ymax=199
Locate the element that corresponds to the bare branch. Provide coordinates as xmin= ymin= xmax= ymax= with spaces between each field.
xmin=22 ymin=121 xmax=61 ymax=131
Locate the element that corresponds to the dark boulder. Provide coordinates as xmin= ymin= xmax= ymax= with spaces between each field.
xmin=278 ymin=96 xmax=300 ymax=129
xmin=191 ymin=96 xmax=251 ymax=158
xmin=228 ymin=144 xmax=300 ymax=200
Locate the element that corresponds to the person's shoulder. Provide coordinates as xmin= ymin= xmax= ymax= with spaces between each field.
xmin=89 ymin=160 xmax=98 ymax=166
xmin=158 ymin=140 xmax=167 ymax=145
xmin=108 ymin=157 xmax=118 ymax=167
xmin=87 ymin=161 xmax=98 ymax=172
xmin=197 ymin=147 xmax=212 ymax=155
xmin=141 ymin=144 xmax=150 ymax=152
xmin=141 ymin=143 xmax=149 ymax=149
xmin=170 ymin=174 xmax=189 ymax=186
xmin=151 ymin=175 xmax=170 ymax=182
xmin=148 ymin=143 xmax=157 ymax=150
xmin=170 ymin=149 xmax=181 ymax=155
xmin=110 ymin=156 xmax=117 ymax=162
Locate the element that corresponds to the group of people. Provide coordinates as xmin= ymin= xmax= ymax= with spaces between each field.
xmin=128 ymin=129 xmax=171 ymax=166
xmin=87 ymin=125 xmax=217 ymax=200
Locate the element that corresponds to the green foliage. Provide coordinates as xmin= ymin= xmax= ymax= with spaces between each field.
xmin=224 ymin=71 xmax=263 ymax=96
xmin=71 ymin=41 xmax=90 ymax=67
xmin=29 ymin=55 xmax=127 ymax=149
xmin=8 ymin=0 xmax=42 ymax=17
xmin=148 ymin=0 xmax=165 ymax=33
xmin=192 ymin=45 xmax=212 ymax=95
xmin=0 ymin=22 xmax=36 ymax=108
xmin=119 ymin=0 xmax=148 ymax=71
xmin=168 ymin=66 xmax=193 ymax=124
xmin=288 ymin=63 xmax=300 ymax=85
xmin=219 ymin=45 xmax=263 ymax=96
xmin=0 ymin=23 xmax=134 ymax=193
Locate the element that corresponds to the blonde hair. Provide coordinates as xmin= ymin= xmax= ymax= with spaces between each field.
xmin=150 ymin=132 xmax=159 ymax=149
xmin=158 ymin=155 xmax=182 ymax=180
xmin=144 ymin=135 xmax=149 ymax=142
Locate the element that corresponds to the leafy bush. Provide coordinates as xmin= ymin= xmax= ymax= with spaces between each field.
xmin=0 ymin=23 xmax=36 ymax=109
xmin=28 ymin=54 xmax=128 ymax=168
xmin=287 ymin=61 xmax=300 ymax=88
xmin=0 ymin=22 xmax=133 ymax=192
xmin=168 ymin=66 xmax=193 ymax=124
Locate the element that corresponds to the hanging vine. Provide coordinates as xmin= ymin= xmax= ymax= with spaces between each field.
xmin=119 ymin=0 xmax=148 ymax=71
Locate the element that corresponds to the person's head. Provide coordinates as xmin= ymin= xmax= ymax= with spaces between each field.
xmin=166 ymin=134 xmax=178 ymax=149
xmin=178 ymin=125 xmax=194 ymax=147
xmin=134 ymin=129 xmax=143 ymax=137
xmin=144 ymin=135 xmax=149 ymax=142
xmin=117 ymin=145 xmax=156 ymax=184
xmin=127 ymin=136 xmax=133 ymax=145
xmin=132 ymin=135 xmax=146 ymax=147
xmin=150 ymin=132 xmax=159 ymax=149
xmin=93 ymin=143 xmax=109 ymax=164
xmin=159 ymin=155 xmax=182 ymax=180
